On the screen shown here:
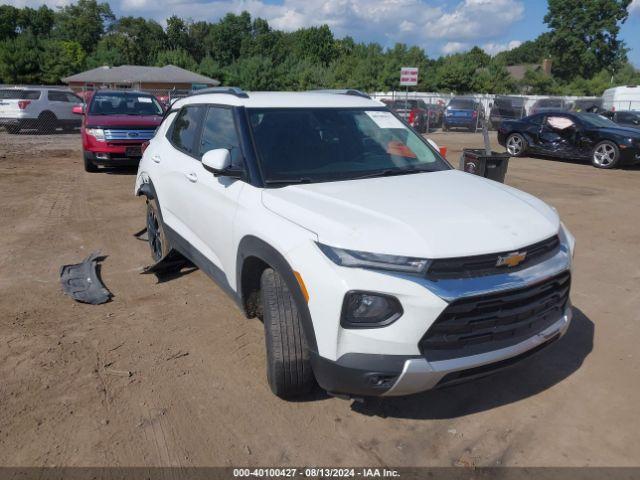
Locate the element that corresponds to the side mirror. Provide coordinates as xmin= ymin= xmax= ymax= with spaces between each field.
xmin=202 ymin=148 xmax=244 ymax=178
xmin=202 ymin=148 xmax=231 ymax=174
xmin=72 ymin=105 xmax=84 ymax=115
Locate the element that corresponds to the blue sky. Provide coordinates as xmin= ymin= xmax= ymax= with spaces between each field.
xmin=5 ymin=0 xmax=640 ymax=65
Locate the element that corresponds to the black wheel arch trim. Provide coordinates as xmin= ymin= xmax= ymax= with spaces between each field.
xmin=236 ymin=235 xmax=319 ymax=354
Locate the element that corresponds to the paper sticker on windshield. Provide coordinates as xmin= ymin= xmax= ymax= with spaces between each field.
xmin=138 ymin=97 xmax=153 ymax=103
xmin=365 ymin=111 xmax=405 ymax=129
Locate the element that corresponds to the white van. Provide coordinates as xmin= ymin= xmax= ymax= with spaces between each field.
xmin=602 ymin=85 xmax=640 ymax=111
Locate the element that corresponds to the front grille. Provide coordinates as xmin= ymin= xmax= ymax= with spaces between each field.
xmin=427 ymin=235 xmax=560 ymax=279
xmin=420 ymin=271 xmax=570 ymax=361
xmin=104 ymin=129 xmax=155 ymax=141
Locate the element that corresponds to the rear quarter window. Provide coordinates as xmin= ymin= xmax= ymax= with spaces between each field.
xmin=0 ymin=90 xmax=41 ymax=100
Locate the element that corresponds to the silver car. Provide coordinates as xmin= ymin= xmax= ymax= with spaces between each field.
xmin=0 ymin=87 xmax=83 ymax=134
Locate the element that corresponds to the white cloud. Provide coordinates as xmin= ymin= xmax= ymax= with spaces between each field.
xmin=441 ymin=41 xmax=469 ymax=54
xmin=630 ymin=0 xmax=640 ymax=14
xmin=1 ymin=0 xmax=527 ymax=57
xmin=483 ymin=39 xmax=522 ymax=55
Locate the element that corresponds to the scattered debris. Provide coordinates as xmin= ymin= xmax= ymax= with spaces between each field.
xmin=132 ymin=226 xmax=148 ymax=241
xmin=448 ymin=428 xmax=457 ymax=435
xmin=166 ymin=351 xmax=189 ymax=361
xmin=59 ymin=251 xmax=112 ymax=305
xmin=109 ymin=342 xmax=125 ymax=352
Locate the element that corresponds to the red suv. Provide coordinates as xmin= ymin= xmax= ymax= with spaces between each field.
xmin=74 ymin=90 xmax=164 ymax=172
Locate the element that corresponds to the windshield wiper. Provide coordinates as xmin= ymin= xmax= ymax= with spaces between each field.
xmin=352 ymin=166 xmax=438 ymax=180
xmin=264 ymin=177 xmax=314 ymax=185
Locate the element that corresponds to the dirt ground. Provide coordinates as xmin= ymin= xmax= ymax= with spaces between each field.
xmin=1 ymin=129 xmax=639 ymax=468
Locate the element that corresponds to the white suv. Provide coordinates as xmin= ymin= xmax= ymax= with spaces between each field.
xmin=0 ymin=87 xmax=83 ymax=134
xmin=135 ymin=88 xmax=575 ymax=399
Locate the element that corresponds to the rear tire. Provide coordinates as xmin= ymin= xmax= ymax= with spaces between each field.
xmin=37 ymin=111 xmax=57 ymax=134
xmin=83 ymin=152 xmax=98 ymax=172
xmin=592 ymin=140 xmax=620 ymax=169
xmin=260 ymin=268 xmax=314 ymax=398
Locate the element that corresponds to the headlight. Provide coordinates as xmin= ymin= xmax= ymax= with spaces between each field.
xmin=317 ymin=243 xmax=430 ymax=274
xmin=559 ymin=222 xmax=575 ymax=258
xmin=341 ymin=291 xmax=403 ymax=328
xmin=86 ymin=128 xmax=105 ymax=141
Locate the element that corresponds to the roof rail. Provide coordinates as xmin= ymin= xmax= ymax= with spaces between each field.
xmin=309 ymin=89 xmax=371 ymax=99
xmin=189 ymin=87 xmax=249 ymax=98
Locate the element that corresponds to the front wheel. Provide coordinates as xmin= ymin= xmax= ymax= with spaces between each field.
xmin=146 ymin=197 xmax=171 ymax=262
xmin=261 ymin=268 xmax=314 ymax=398
xmin=505 ymin=133 xmax=527 ymax=157
xmin=592 ymin=141 xmax=620 ymax=169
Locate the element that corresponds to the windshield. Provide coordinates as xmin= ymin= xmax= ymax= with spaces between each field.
xmin=448 ymin=99 xmax=475 ymax=110
xmin=248 ymin=108 xmax=449 ymax=185
xmin=89 ymin=92 xmax=163 ymax=116
xmin=576 ymin=113 xmax=618 ymax=128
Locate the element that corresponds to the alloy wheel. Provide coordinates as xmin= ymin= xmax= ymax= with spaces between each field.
xmin=506 ymin=135 xmax=523 ymax=156
xmin=147 ymin=206 xmax=163 ymax=261
xmin=593 ymin=143 xmax=616 ymax=167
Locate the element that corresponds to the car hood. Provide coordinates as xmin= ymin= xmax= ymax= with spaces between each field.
xmin=85 ymin=114 xmax=163 ymax=128
xmin=262 ymin=170 xmax=560 ymax=259
xmin=596 ymin=126 xmax=640 ymax=137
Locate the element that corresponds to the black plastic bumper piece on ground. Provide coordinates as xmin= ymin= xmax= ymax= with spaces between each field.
xmin=311 ymin=352 xmax=421 ymax=397
xmin=60 ymin=251 xmax=112 ymax=305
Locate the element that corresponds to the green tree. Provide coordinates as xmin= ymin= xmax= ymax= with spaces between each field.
xmin=41 ymin=40 xmax=86 ymax=83
xmin=166 ymin=15 xmax=189 ymax=51
xmin=0 ymin=32 xmax=43 ymax=83
xmin=544 ymin=0 xmax=631 ymax=80
xmin=154 ymin=48 xmax=198 ymax=71
xmin=53 ymin=0 xmax=114 ymax=54
xmin=198 ymin=55 xmax=224 ymax=83
xmin=86 ymin=33 xmax=138 ymax=67
xmin=223 ymin=55 xmax=276 ymax=90
xmin=0 ymin=5 xmax=19 ymax=40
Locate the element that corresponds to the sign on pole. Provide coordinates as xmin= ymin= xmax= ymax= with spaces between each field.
xmin=400 ymin=67 xmax=419 ymax=86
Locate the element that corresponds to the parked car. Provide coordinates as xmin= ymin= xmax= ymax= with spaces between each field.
xmin=498 ymin=111 xmax=640 ymax=168
xmin=383 ymin=99 xmax=441 ymax=132
xmin=602 ymin=85 xmax=640 ymax=111
xmin=601 ymin=110 xmax=640 ymax=129
xmin=135 ymin=87 xmax=575 ymax=399
xmin=488 ymin=96 xmax=526 ymax=130
xmin=0 ymin=87 xmax=83 ymax=134
xmin=443 ymin=97 xmax=485 ymax=132
xmin=75 ymin=90 xmax=164 ymax=172
xmin=568 ymin=98 xmax=602 ymax=113
xmin=528 ymin=98 xmax=567 ymax=115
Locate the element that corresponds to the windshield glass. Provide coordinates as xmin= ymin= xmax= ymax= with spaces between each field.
xmin=89 ymin=92 xmax=163 ymax=116
xmin=448 ymin=99 xmax=475 ymax=109
xmin=576 ymin=113 xmax=618 ymax=128
xmin=248 ymin=108 xmax=449 ymax=184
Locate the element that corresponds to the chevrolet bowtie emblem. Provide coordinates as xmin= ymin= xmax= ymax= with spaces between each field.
xmin=496 ymin=251 xmax=527 ymax=268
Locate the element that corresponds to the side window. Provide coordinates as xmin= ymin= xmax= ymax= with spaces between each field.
xmin=170 ymin=106 xmax=205 ymax=155
xmin=528 ymin=114 xmax=544 ymax=126
xmin=48 ymin=91 xmax=67 ymax=102
xmin=66 ymin=93 xmax=82 ymax=103
xmin=199 ymin=107 xmax=241 ymax=165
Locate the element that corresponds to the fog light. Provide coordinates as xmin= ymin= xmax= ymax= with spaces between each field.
xmin=341 ymin=291 xmax=403 ymax=328
xmin=95 ymin=152 xmax=110 ymax=160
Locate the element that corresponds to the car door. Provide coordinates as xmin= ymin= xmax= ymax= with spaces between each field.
xmin=537 ymin=114 xmax=578 ymax=156
xmin=157 ymin=104 xmax=207 ymax=248
xmin=46 ymin=91 xmax=69 ymax=120
xmin=177 ymin=105 xmax=246 ymax=276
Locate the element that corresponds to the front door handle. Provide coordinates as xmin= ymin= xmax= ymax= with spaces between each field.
xmin=185 ymin=172 xmax=198 ymax=183
xmin=152 ymin=154 xmax=161 ymax=163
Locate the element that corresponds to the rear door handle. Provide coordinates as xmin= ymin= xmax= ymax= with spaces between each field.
xmin=185 ymin=172 xmax=198 ymax=183
xmin=152 ymin=154 xmax=161 ymax=163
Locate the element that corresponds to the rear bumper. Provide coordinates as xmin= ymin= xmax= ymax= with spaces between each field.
xmin=444 ymin=117 xmax=475 ymax=128
xmin=314 ymin=306 xmax=572 ymax=397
